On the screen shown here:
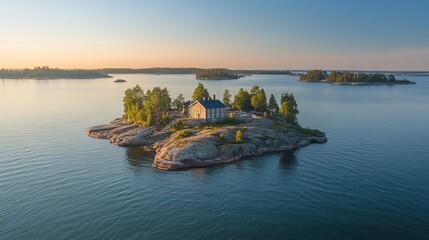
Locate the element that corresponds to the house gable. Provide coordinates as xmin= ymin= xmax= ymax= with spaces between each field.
xmin=188 ymin=99 xmax=226 ymax=121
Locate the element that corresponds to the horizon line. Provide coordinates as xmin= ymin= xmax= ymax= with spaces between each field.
xmin=2 ymin=66 xmax=429 ymax=73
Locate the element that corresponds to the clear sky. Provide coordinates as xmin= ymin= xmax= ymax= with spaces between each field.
xmin=1 ymin=0 xmax=428 ymax=70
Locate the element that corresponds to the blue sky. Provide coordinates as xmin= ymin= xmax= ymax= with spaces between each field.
xmin=1 ymin=0 xmax=428 ymax=70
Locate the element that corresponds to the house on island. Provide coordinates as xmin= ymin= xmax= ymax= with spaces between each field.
xmin=185 ymin=95 xmax=226 ymax=122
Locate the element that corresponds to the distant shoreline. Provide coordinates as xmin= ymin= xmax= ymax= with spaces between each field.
xmin=299 ymin=79 xmax=416 ymax=85
xmin=2 ymin=66 xmax=428 ymax=80
xmin=0 ymin=67 xmax=111 ymax=80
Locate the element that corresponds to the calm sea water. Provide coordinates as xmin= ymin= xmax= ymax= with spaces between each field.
xmin=1 ymin=74 xmax=428 ymax=239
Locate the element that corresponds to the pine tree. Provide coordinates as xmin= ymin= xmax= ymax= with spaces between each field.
xmin=172 ymin=94 xmax=185 ymax=110
xmin=250 ymin=87 xmax=267 ymax=112
xmin=280 ymin=92 xmax=299 ymax=125
xmin=233 ymin=88 xmax=251 ymax=111
xmin=223 ymin=89 xmax=231 ymax=107
xmin=192 ymin=83 xmax=210 ymax=101
xmin=268 ymin=94 xmax=279 ymax=114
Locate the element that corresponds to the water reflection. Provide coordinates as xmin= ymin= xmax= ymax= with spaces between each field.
xmin=279 ymin=150 xmax=298 ymax=169
xmin=124 ymin=147 xmax=155 ymax=167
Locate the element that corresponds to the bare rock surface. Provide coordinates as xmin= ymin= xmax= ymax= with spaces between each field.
xmin=86 ymin=117 xmax=327 ymax=170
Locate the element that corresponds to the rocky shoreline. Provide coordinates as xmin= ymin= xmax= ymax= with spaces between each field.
xmin=87 ymin=116 xmax=327 ymax=170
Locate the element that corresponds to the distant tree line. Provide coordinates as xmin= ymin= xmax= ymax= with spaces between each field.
xmin=196 ymin=69 xmax=241 ymax=80
xmin=102 ymin=68 xmax=202 ymax=74
xmin=233 ymin=70 xmax=294 ymax=75
xmin=300 ymin=70 xmax=412 ymax=83
xmin=0 ymin=67 xmax=297 ymax=79
xmin=0 ymin=66 xmax=110 ymax=79
xmin=299 ymin=70 xmax=328 ymax=81
xmin=101 ymin=68 xmax=295 ymax=76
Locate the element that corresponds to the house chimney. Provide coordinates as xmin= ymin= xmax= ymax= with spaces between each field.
xmin=213 ymin=95 xmax=216 ymax=101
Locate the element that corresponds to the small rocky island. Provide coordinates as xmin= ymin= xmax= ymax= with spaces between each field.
xmin=114 ymin=79 xmax=127 ymax=83
xmin=196 ymin=68 xmax=242 ymax=80
xmin=299 ymin=70 xmax=416 ymax=85
xmin=87 ymin=84 xmax=327 ymax=170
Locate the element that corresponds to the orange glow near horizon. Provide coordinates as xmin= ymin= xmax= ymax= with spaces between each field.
xmin=1 ymin=1 xmax=429 ymax=71
xmin=2 ymin=43 xmax=429 ymax=71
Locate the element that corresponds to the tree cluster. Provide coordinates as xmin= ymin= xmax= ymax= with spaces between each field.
xmin=279 ymin=93 xmax=299 ymax=126
xmin=123 ymin=82 xmax=300 ymax=127
xmin=172 ymin=94 xmax=185 ymax=110
xmin=299 ymin=70 xmax=327 ymax=81
xmin=326 ymin=71 xmax=399 ymax=83
xmin=300 ymin=70 xmax=411 ymax=83
xmin=123 ymin=85 xmax=172 ymax=126
xmin=250 ymin=86 xmax=267 ymax=112
xmin=229 ymin=85 xmax=299 ymax=125
xmin=0 ymin=66 xmax=110 ymax=79
xmin=232 ymin=86 xmax=269 ymax=112
xmin=196 ymin=69 xmax=240 ymax=80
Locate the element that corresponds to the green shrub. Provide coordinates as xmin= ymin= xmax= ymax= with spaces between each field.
xmin=214 ymin=116 xmax=243 ymax=126
xmin=157 ymin=114 xmax=171 ymax=125
xmin=177 ymin=130 xmax=193 ymax=138
xmin=236 ymin=130 xmax=243 ymax=143
xmin=170 ymin=120 xmax=191 ymax=131
xmin=219 ymin=133 xmax=225 ymax=141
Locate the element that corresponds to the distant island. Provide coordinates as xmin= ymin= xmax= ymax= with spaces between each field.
xmin=100 ymin=67 xmax=295 ymax=76
xmin=87 ymin=83 xmax=327 ymax=170
xmin=1 ymin=67 xmax=425 ymax=81
xmin=196 ymin=68 xmax=242 ymax=80
xmin=114 ymin=79 xmax=127 ymax=83
xmin=299 ymin=70 xmax=415 ymax=85
xmin=100 ymin=67 xmax=202 ymax=74
xmin=0 ymin=66 xmax=297 ymax=79
xmin=0 ymin=66 xmax=111 ymax=79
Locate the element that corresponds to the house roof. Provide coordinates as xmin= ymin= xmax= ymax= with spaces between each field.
xmin=183 ymin=101 xmax=193 ymax=108
xmin=190 ymin=99 xmax=226 ymax=109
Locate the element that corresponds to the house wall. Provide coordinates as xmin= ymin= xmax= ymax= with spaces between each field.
xmin=189 ymin=102 xmax=226 ymax=122
xmin=205 ymin=108 xmax=226 ymax=122
xmin=189 ymin=103 xmax=206 ymax=120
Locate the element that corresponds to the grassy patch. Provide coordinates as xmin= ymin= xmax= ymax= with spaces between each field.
xmin=170 ymin=120 xmax=192 ymax=131
xmin=177 ymin=130 xmax=193 ymax=138
xmin=201 ymin=117 xmax=244 ymax=128
xmin=217 ymin=117 xmax=244 ymax=125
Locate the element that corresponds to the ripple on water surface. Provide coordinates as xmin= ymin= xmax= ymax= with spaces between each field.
xmin=0 ymin=76 xmax=429 ymax=239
